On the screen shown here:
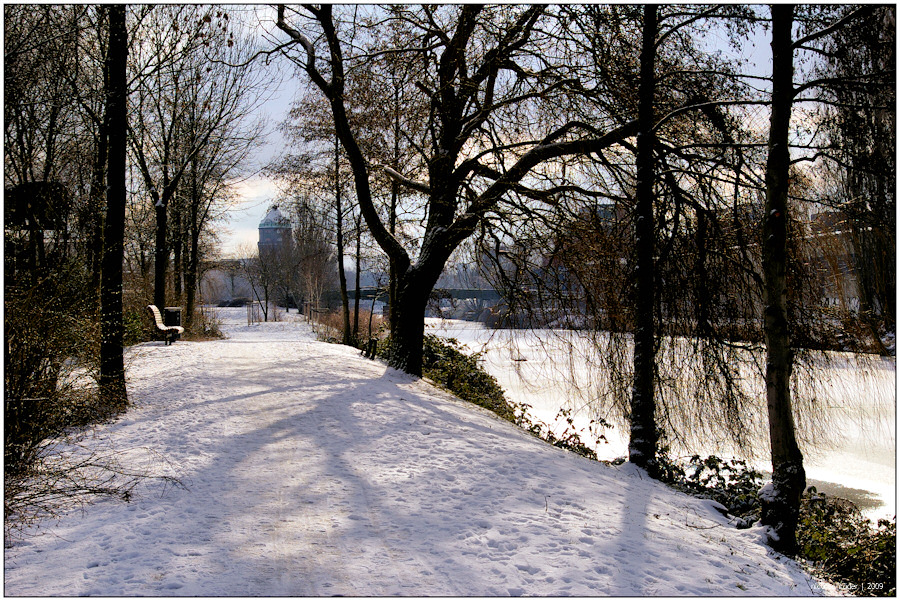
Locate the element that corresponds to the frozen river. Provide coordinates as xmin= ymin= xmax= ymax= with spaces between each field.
xmin=426 ymin=318 xmax=896 ymax=521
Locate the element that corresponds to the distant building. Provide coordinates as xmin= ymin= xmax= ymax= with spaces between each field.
xmin=258 ymin=205 xmax=292 ymax=256
xmin=199 ymin=205 xmax=293 ymax=307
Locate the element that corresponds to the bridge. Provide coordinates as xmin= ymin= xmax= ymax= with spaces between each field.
xmin=347 ymin=288 xmax=502 ymax=302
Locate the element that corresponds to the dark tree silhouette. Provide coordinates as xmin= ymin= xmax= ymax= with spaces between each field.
xmin=99 ymin=4 xmax=128 ymax=407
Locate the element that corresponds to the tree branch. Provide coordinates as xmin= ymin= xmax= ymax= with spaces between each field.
xmin=791 ymin=6 xmax=874 ymax=49
xmin=375 ymin=164 xmax=431 ymax=194
xmin=276 ymin=4 xmax=409 ymax=272
xmin=653 ymin=99 xmax=770 ymax=133
xmin=275 ymin=5 xmax=329 ymax=92
xmin=447 ymin=119 xmax=641 ymax=245
xmin=793 ymin=71 xmax=895 ymax=96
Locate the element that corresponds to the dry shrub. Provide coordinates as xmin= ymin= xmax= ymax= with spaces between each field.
xmin=4 ymin=263 xmax=181 ymax=541
xmin=310 ymin=308 xmax=385 ymax=347
xmin=183 ymin=306 xmax=225 ymax=341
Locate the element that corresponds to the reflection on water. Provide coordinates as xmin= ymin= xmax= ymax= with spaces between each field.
xmin=427 ymin=318 xmax=896 ymax=521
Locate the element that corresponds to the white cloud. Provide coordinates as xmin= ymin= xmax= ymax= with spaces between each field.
xmin=220 ymin=175 xmax=282 ymax=256
xmin=231 ymin=175 xmax=280 ymax=206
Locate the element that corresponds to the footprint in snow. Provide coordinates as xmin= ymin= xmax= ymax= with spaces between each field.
xmin=515 ymin=564 xmax=541 ymax=576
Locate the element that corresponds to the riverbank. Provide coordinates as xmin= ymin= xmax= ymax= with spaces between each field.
xmin=425 ymin=318 xmax=896 ymax=521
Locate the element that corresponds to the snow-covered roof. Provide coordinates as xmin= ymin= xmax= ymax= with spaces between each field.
xmin=259 ymin=205 xmax=290 ymax=228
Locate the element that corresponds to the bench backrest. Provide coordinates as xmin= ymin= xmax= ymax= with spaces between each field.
xmin=147 ymin=304 xmax=166 ymax=328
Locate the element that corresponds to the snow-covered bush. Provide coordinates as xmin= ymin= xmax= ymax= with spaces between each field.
xmin=519 ymin=408 xmax=611 ymax=461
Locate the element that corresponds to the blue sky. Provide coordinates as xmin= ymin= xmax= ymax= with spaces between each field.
xmin=220 ymin=8 xmax=774 ymax=259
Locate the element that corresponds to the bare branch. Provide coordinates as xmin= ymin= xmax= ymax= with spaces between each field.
xmin=793 ymin=71 xmax=895 ymax=97
xmin=791 ymin=6 xmax=874 ymax=49
xmin=449 ymin=119 xmax=641 ymax=245
xmin=653 ymin=100 xmax=771 ymax=133
xmin=374 ymin=164 xmax=431 ymax=194
xmin=275 ymin=5 xmax=329 ymax=91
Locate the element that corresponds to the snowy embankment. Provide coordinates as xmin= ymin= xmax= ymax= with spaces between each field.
xmin=426 ymin=318 xmax=896 ymax=521
xmin=4 ymin=308 xmax=832 ymax=596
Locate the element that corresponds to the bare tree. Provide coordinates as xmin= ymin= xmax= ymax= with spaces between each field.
xmin=756 ymin=3 xmax=881 ymax=553
xmin=271 ymin=52 xmax=407 ymax=347
xmin=129 ymin=6 xmax=268 ymax=312
xmin=290 ymin=193 xmax=338 ymax=320
xmin=98 ymin=5 xmax=128 ymax=407
xmin=815 ymin=6 xmax=895 ymax=349
xmin=475 ymin=5 xmax=767 ymax=471
xmin=237 ymin=243 xmax=276 ymax=322
xmin=274 ymin=5 xmax=643 ymax=376
xmin=128 ymin=6 xmax=207 ymax=310
xmin=627 ymin=4 xmax=660 ymax=474
xmin=758 ymin=4 xmax=806 ymax=553
xmin=171 ymin=28 xmax=269 ymax=329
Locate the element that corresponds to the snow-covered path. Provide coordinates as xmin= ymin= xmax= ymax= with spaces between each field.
xmin=5 ymin=309 xmax=830 ymax=596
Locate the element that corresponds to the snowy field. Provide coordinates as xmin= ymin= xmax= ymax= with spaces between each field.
xmin=425 ymin=318 xmax=896 ymax=521
xmin=5 ymin=308 xmax=834 ymax=596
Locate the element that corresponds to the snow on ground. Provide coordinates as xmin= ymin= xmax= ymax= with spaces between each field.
xmin=5 ymin=308 xmax=833 ymax=596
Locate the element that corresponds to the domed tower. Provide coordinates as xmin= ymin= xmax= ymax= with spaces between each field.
xmin=258 ymin=205 xmax=292 ymax=257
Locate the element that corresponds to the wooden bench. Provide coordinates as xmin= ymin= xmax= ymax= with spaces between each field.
xmin=147 ymin=304 xmax=184 ymax=345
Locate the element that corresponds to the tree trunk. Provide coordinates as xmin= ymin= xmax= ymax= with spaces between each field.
xmin=694 ymin=210 xmax=712 ymax=335
xmin=387 ymin=277 xmax=433 ymax=376
xmin=353 ymin=212 xmax=362 ymax=342
xmin=389 ymin=81 xmax=400 ymax=331
xmin=99 ymin=4 xmax=128 ymax=408
xmin=88 ymin=69 xmax=110 ymax=308
xmin=185 ymin=228 xmax=200 ymax=330
xmin=184 ymin=160 xmax=201 ymax=330
xmin=628 ymin=4 xmax=660 ymax=475
xmin=759 ymin=3 xmax=806 ymax=554
xmin=153 ymin=201 xmax=167 ymax=310
xmin=335 ymin=134 xmax=352 ymax=345
xmin=173 ymin=201 xmax=183 ymax=304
